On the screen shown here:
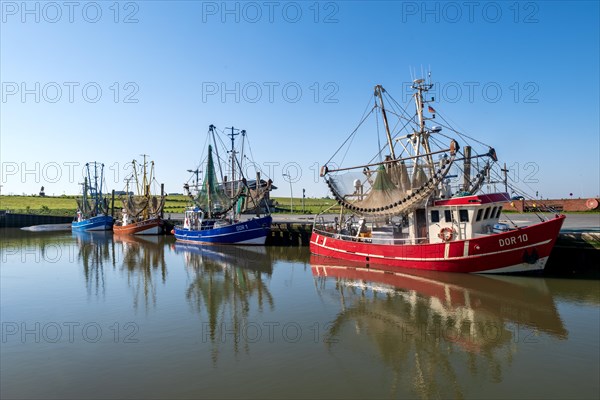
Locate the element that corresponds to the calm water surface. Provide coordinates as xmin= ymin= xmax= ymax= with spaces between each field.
xmin=1 ymin=229 xmax=599 ymax=399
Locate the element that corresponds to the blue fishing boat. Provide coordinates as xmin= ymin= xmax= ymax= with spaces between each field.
xmin=173 ymin=125 xmax=272 ymax=245
xmin=174 ymin=209 xmax=272 ymax=244
xmin=72 ymin=162 xmax=114 ymax=232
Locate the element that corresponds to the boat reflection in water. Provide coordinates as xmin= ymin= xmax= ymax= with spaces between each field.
xmin=311 ymin=255 xmax=568 ymax=398
xmin=72 ymin=230 xmax=112 ymax=298
xmin=173 ymin=243 xmax=273 ymax=363
xmin=113 ymin=234 xmax=167 ymax=310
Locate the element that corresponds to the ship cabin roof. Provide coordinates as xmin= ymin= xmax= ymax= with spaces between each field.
xmin=433 ymin=193 xmax=510 ymax=207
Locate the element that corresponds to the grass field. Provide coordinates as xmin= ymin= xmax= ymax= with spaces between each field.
xmin=0 ymin=195 xmax=340 ymax=215
xmin=1 ymin=195 xmax=596 ymax=216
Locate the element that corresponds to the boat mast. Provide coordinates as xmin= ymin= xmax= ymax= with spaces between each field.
xmin=86 ymin=162 xmax=98 ymax=214
xmin=141 ymin=154 xmax=148 ymax=197
xmin=98 ymin=163 xmax=104 ymax=213
xmin=209 ymin=125 xmax=224 ymax=183
xmin=206 ymin=145 xmax=214 ymax=219
xmin=229 ymin=127 xmax=239 ymax=186
xmin=81 ymin=177 xmax=88 ymax=215
xmin=374 ymin=85 xmax=396 ymax=159
xmin=227 ymin=126 xmax=245 ymax=219
xmin=132 ymin=160 xmax=140 ymax=196
xmin=85 ymin=163 xmax=92 ymax=208
xmin=125 ymin=177 xmax=131 ymax=198
xmin=412 ymin=79 xmax=435 ymax=177
xmin=141 ymin=154 xmax=150 ymax=219
xmin=226 ymin=127 xmax=242 ymax=198
xmin=149 ymin=160 xmax=155 ymax=194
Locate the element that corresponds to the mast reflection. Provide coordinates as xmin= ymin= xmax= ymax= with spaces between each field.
xmin=174 ymin=243 xmax=273 ymax=364
xmin=311 ymin=255 xmax=568 ymax=399
xmin=113 ymin=235 xmax=167 ymax=311
xmin=72 ymin=231 xmax=112 ymax=298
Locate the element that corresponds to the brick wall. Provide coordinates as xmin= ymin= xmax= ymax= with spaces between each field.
xmin=502 ymin=198 xmax=599 ymax=212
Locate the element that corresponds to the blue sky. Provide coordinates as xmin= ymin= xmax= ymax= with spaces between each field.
xmin=1 ymin=0 xmax=599 ymax=199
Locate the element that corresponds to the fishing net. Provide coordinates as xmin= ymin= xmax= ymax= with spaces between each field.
xmin=122 ymin=196 xmax=147 ymax=217
xmin=240 ymin=180 xmax=273 ymax=213
xmin=195 ymin=145 xmax=244 ymax=217
xmin=326 ymin=156 xmax=456 ymax=216
xmin=76 ymin=198 xmax=92 ymax=215
xmin=121 ymin=195 xmax=165 ymax=218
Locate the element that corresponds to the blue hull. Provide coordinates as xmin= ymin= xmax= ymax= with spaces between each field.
xmin=174 ymin=215 xmax=272 ymax=245
xmin=72 ymin=215 xmax=114 ymax=232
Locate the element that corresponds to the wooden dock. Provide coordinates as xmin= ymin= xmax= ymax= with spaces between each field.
xmin=268 ymin=222 xmax=313 ymax=246
xmin=546 ymin=229 xmax=600 ymax=278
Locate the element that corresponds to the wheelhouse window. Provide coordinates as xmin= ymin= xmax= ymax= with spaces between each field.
xmin=444 ymin=210 xmax=452 ymax=223
xmin=483 ymin=207 xmax=491 ymax=219
xmin=490 ymin=206 xmax=498 ymax=219
xmin=476 ymin=208 xmax=483 ymax=221
xmin=495 ymin=206 xmax=503 ymax=218
xmin=459 ymin=209 xmax=469 ymax=222
xmin=431 ymin=210 xmax=440 ymax=223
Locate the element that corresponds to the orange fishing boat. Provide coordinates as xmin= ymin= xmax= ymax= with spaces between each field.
xmin=114 ymin=155 xmax=165 ymax=235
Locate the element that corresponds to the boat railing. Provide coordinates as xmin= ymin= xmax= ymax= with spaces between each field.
xmin=313 ymin=226 xmax=429 ymax=246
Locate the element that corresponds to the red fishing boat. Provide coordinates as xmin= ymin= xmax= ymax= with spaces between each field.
xmin=310 ymin=77 xmax=565 ymax=273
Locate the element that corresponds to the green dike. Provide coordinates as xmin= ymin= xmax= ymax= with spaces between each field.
xmin=1 ymin=195 xmax=597 ymax=215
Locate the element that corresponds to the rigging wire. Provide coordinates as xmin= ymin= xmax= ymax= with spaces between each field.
xmin=325 ymin=94 xmax=377 ymax=166
xmin=366 ymin=95 xmax=418 ymax=166
xmin=435 ymin=110 xmax=490 ymax=148
xmin=244 ymin=131 xmax=263 ymax=179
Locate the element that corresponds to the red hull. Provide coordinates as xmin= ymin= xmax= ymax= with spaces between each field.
xmin=310 ymin=215 xmax=565 ymax=274
xmin=113 ymin=218 xmax=163 ymax=235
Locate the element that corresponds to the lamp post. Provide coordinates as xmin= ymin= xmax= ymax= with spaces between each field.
xmin=282 ymin=173 xmax=293 ymax=213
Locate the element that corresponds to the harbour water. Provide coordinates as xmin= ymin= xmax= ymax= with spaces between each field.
xmin=1 ymin=229 xmax=599 ymax=399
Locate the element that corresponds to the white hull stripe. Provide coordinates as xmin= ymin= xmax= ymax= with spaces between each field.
xmin=85 ymin=226 xmax=112 ymax=231
xmin=235 ymin=236 xmax=268 ymax=245
xmin=135 ymin=226 xmax=162 ymax=235
xmin=311 ymin=238 xmax=552 ymax=262
xmin=177 ymin=226 xmax=267 ymax=239
xmin=475 ymin=257 xmax=548 ymax=274
xmin=176 ymin=235 xmax=266 ymax=245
